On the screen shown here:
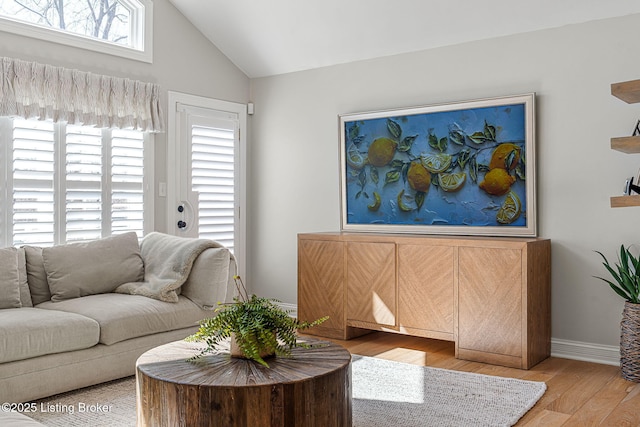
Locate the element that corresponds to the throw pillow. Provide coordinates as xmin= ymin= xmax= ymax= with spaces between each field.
xmin=43 ymin=232 xmax=144 ymax=302
xmin=23 ymin=245 xmax=51 ymax=305
xmin=0 ymin=247 xmax=21 ymax=309
xmin=17 ymin=247 xmax=33 ymax=307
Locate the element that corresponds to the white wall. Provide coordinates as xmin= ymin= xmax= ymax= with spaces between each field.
xmin=0 ymin=0 xmax=250 ymax=232
xmin=249 ymin=13 xmax=640 ymax=350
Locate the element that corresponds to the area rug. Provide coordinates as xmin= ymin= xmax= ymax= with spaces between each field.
xmin=351 ymin=355 xmax=546 ymax=427
xmin=24 ymin=355 xmax=545 ymax=427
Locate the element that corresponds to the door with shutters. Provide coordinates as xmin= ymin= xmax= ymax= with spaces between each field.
xmin=167 ymin=92 xmax=247 ymax=277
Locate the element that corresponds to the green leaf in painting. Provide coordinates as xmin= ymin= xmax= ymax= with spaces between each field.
xmin=370 ymin=166 xmax=379 ymax=185
xmin=348 ymin=123 xmax=360 ymax=141
xmin=401 ymin=162 xmax=410 ymax=183
xmin=469 ymin=156 xmax=478 ymax=183
xmin=428 ymin=131 xmax=439 ymax=150
xmin=415 ymin=191 xmax=426 ymax=210
xmin=352 ymin=135 xmax=365 ymax=145
xmin=398 ymin=135 xmax=418 ymax=152
xmin=483 ymin=120 xmax=496 ymax=141
xmin=431 ymin=173 xmax=440 ymax=188
xmin=385 ymin=170 xmax=400 ymax=186
xmin=387 ymin=119 xmax=402 ymax=140
xmin=468 ymin=132 xmax=487 ymax=144
xmin=358 ymin=170 xmax=366 ymax=187
xmin=390 ymin=159 xmax=405 ymax=169
xmin=448 ymin=123 xmax=466 ymax=146
xmin=438 ymin=137 xmax=448 ymax=152
xmin=457 ymin=149 xmax=470 ymax=170
xmin=449 ymin=130 xmax=465 ymax=145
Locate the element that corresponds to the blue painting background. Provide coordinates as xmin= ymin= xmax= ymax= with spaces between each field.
xmin=343 ymin=103 xmax=527 ymax=228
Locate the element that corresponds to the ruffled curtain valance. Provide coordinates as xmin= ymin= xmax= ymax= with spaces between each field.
xmin=0 ymin=56 xmax=164 ymax=132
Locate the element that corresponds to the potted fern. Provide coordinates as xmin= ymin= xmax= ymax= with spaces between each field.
xmin=186 ymin=276 xmax=327 ymax=367
xmin=595 ymin=245 xmax=640 ymax=382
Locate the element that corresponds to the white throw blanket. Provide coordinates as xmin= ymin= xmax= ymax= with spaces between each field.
xmin=115 ymin=232 xmax=230 ymax=303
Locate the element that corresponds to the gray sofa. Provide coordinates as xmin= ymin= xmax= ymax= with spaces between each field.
xmin=0 ymin=232 xmax=236 ymax=405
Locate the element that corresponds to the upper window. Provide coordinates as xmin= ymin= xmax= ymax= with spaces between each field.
xmin=0 ymin=0 xmax=152 ymax=63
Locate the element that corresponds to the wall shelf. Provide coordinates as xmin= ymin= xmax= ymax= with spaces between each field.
xmin=611 ymin=195 xmax=640 ymax=208
xmin=612 ymin=79 xmax=640 ymax=104
xmin=611 ymin=136 xmax=640 ymax=153
xmin=610 ymin=79 xmax=640 ymax=207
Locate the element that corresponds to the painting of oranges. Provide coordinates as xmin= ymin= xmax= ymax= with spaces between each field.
xmin=340 ymin=95 xmax=535 ymax=235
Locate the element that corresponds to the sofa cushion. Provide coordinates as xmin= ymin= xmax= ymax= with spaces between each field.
xmin=43 ymin=232 xmax=144 ymax=302
xmin=37 ymin=293 xmax=208 ymax=345
xmin=0 ymin=247 xmax=21 ymax=309
xmin=182 ymin=247 xmax=232 ymax=309
xmin=23 ymin=245 xmax=51 ymax=305
xmin=17 ymin=247 xmax=33 ymax=307
xmin=0 ymin=308 xmax=100 ymax=363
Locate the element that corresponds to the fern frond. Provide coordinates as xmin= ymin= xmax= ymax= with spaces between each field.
xmin=186 ymin=280 xmax=328 ymax=366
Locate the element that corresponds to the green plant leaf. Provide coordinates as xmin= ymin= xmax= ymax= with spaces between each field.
xmin=594 ymin=248 xmax=640 ymax=303
xmin=186 ymin=277 xmax=328 ymax=366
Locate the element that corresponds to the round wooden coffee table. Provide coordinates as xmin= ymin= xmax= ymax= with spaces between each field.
xmin=136 ymin=337 xmax=352 ymax=427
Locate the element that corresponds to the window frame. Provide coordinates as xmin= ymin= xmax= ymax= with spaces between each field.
xmin=0 ymin=0 xmax=153 ymax=63
xmin=0 ymin=117 xmax=154 ymax=247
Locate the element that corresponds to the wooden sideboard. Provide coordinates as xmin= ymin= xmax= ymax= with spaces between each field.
xmin=297 ymin=232 xmax=551 ymax=369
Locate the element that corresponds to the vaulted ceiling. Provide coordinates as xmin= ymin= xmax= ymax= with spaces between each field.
xmin=169 ymin=0 xmax=640 ymax=78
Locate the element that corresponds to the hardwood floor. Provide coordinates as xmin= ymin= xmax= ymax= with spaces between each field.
xmin=318 ymin=331 xmax=640 ymax=426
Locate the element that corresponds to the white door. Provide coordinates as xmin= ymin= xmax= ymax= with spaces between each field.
xmin=167 ymin=92 xmax=247 ymax=277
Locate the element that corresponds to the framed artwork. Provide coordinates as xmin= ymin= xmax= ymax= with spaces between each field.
xmin=339 ymin=93 xmax=536 ymax=237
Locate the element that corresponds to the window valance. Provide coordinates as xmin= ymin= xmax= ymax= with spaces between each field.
xmin=0 ymin=57 xmax=164 ymax=132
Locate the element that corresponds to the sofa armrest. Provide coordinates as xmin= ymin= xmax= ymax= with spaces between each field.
xmin=181 ymin=247 xmax=237 ymax=309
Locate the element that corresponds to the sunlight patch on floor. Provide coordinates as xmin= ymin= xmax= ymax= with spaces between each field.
xmin=374 ymin=347 xmax=428 ymax=366
xmin=352 ymin=356 xmax=425 ymax=404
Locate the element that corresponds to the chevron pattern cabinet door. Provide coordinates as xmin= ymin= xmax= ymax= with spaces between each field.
xmin=398 ymin=244 xmax=454 ymax=337
xmin=458 ymin=247 xmax=522 ymax=358
xmin=346 ymin=242 xmax=396 ymax=327
xmin=298 ymin=239 xmax=345 ymax=337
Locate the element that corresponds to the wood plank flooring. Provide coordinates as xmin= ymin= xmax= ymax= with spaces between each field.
xmin=317 ymin=331 xmax=640 ymax=426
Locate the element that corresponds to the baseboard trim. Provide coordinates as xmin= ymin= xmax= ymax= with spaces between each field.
xmin=286 ymin=302 xmax=619 ymax=366
xmin=550 ymin=338 xmax=619 ymax=366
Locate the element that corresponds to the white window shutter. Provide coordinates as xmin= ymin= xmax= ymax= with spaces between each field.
xmin=12 ymin=119 xmax=56 ymax=246
xmin=111 ymin=129 xmax=145 ymax=237
xmin=65 ymin=125 xmax=103 ymax=242
xmin=191 ymin=123 xmax=235 ymax=250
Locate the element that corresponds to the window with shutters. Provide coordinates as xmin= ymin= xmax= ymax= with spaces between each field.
xmin=0 ymin=117 xmax=152 ymax=247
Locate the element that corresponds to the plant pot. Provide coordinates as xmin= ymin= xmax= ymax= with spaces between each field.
xmin=229 ymin=333 xmax=275 ymax=361
xmin=621 ymin=301 xmax=640 ymax=382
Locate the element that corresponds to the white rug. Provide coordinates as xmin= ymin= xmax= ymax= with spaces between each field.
xmin=352 ymin=355 xmax=546 ymax=427
xmin=24 ymin=355 xmax=545 ymax=427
